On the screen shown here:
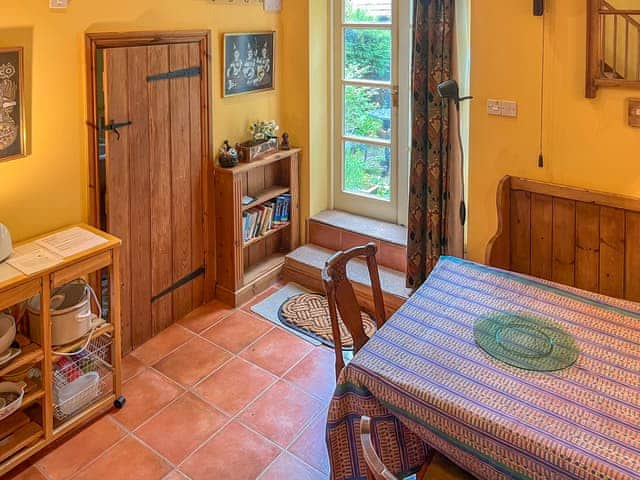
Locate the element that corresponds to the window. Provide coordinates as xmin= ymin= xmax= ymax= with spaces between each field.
xmin=334 ymin=0 xmax=412 ymax=224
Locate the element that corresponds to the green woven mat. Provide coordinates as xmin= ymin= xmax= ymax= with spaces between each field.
xmin=474 ymin=312 xmax=580 ymax=372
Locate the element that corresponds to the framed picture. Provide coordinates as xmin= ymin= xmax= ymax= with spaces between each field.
xmin=0 ymin=47 xmax=25 ymax=162
xmin=223 ymin=32 xmax=275 ymax=97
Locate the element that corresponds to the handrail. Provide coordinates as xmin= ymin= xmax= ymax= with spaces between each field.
xmin=601 ymin=1 xmax=640 ymax=29
xmin=586 ymin=0 xmax=640 ymax=97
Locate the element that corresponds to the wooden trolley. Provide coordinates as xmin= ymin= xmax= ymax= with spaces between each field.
xmin=0 ymin=224 xmax=124 ymax=476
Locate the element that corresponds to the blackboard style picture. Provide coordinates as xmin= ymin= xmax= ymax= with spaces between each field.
xmin=224 ymin=32 xmax=275 ymax=97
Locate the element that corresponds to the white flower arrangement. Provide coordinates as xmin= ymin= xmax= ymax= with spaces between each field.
xmin=249 ymin=120 xmax=279 ymax=142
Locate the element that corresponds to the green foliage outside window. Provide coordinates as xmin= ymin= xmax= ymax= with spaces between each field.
xmin=342 ymin=4 xmax=392 ymax=201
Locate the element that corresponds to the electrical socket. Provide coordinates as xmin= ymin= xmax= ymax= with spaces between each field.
xmin=487 ymin=99 xmax=518 ymax=118
xmin=487 ymin=99 xmax=502 ymax=116
xmin=501 ymin=100 xmax=518 ymax=118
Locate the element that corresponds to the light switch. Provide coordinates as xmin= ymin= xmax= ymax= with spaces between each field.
xmin=628 ymin=98 xmax=640 ymax=128
xmin=50 ymin=0 xmax=68 ymax=7
xmin=501 ymin=100 xmax=518 ymax=118
xmin=264 ymin=0 xmax=282 ymax=11
xmin=487 ymin=99 xmax=501 ymax=116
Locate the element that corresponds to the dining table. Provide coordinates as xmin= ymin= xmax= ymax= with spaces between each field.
xmin=326 ymin=256 xmax=640 ymax=480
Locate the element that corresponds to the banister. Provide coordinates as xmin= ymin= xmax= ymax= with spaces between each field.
xmin=601 ymin=1 xmax=640 ymax=29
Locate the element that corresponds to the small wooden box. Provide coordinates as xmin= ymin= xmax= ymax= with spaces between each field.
xmin=236 ymin=138 xmax=279 ymax=163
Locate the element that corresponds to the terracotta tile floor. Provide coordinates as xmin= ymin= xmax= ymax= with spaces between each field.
xmin=8 ymin=286 xmax=335 ymax=480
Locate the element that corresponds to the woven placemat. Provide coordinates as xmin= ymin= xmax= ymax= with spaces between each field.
xmin=278 ymin=293 xmax=376 ymax=349
xmin=474 ymin=312 xmax=580 ymax=372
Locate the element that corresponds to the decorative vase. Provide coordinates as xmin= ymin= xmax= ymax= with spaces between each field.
xmin=219 ymin=151 xmax=239 ymax=168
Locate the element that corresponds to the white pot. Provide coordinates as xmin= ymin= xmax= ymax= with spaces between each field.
xmin=0 ymin=313 xmax=16 ymax=355
xmin=0 ymin=223 xmax=11 ymax=263
xmin=28 ymin=281 xmax=100 ymax=346
xmin=0 ymin=381 xmax=26 ymax=421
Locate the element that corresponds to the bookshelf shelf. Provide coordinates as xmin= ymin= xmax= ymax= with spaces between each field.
xmin=244 ymin=253 xmax=287 ymax=285
xmin=215 ymin=148 xmax=301 ymax=306
xmin=242 ymin=186 xmax=290 ymax=212
xmin=243 ymin=223 xmax=291 ymax=249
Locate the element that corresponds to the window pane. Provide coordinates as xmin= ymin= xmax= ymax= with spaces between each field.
xmin=344 ymin=86 xmax=392 ymax=141
xmin=344 ymin=28 xmax=391 ymax=82
xmin=343 ymin=141 xmax=391 ymax=201
xmin=345 ymin=0 xmax=392 ymax=24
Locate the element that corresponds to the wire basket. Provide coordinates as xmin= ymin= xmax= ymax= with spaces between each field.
xmin=53 ymin=335 xmax=113 ymax=422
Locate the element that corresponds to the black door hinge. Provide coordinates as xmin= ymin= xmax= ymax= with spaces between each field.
xmin=147 ymin=66 xmax=201 ymax=82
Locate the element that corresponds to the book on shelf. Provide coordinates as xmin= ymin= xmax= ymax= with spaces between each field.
xmin=242 ymin=196 xmax=291 ymax=244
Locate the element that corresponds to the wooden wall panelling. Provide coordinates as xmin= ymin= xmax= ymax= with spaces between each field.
xmin=127 ymin=46 xmax=153 ymax=347
xmin=599 ymin=207 xmax=625 ymax=298
xmin=624 ymin=212 xmax=640 ymax=301
xmin=575 ymin=202 xmax=600 ymax=293
xmin=105 ymin=48 xmax=132 ymax=352
xmin=552 ymin=198 xmax=576 ymax=286
xmin=189 ymin=43 xmax=204 ymax=307
xmin=510 ymin=190 xmax=532 ymax=274
xmin=169 ymin=43 xmax=194 ymax=321
xmin=487 ymin=176 xmax=640 ymax=302
xmin=148 ymin=45 xmax=174 ymax=336
xmin=530 ymin=194 xmax=553 ymax=280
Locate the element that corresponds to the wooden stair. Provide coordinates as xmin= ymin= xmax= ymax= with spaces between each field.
xmin=282 ymin=244 xmax=411 ymax=316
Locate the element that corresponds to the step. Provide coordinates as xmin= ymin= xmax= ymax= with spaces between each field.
xmin=282 ymin=244 xmax=412 ymax=315
xmin=308 ymin=210 xmax=407 ymax=272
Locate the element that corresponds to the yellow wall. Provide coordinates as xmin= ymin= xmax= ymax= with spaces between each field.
xmin=467 ymin=0 xmax=640 ymax=263
xmin=280 ymin=0 xmax=331 ymax=235
xmin=0 ymin=0 xmax=281 ymax=242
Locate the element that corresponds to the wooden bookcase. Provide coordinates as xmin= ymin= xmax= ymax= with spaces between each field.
xmin=0 ymin=225 xmax=123 ymax=476
xmin=215 ymin=149 xmax=301 ymax=306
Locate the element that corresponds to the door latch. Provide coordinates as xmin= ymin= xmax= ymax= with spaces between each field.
xmin=102 ymin=120 xmax=132 ymax=140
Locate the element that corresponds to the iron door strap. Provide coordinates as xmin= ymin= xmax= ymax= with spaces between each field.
xmin=147 ymin=66 xmax=201 ymax=82
xmin=151 ymin=266 xmax=205 ymax=303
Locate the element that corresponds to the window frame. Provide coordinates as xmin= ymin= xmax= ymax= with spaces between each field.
xmin=332 ymin=0 xmax=412 ymax=225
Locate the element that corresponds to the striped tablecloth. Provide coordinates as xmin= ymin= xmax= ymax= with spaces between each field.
xmin=326 ymin=257 xmax=640 ymax=480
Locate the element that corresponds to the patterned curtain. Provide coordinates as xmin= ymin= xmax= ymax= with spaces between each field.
xmin=406 ymin=0 xmax=454 ymax=288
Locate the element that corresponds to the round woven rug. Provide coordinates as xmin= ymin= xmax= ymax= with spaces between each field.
xmin=474 ymin=312 xmax=580 ymax=372
xmin=279 ymin=293 xmax=377 ymax=349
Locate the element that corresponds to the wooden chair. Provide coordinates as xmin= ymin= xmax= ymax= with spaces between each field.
xmin=322 ymin=242 xmax=386 ymax=377
xmin=360 ymin=416 xmax=402 ymax=480
xmin=360 ymin=416 xmax=476 ymax=480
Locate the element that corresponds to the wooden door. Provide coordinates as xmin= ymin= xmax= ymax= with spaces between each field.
xmin=103 ymin=43 xmax=206 ymax=353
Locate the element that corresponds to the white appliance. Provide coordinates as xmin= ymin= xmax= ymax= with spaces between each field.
xmin=28 ymin=281 xmax=101 ymax=346
xmin=0 ymin=223 xmax=12 ymax=263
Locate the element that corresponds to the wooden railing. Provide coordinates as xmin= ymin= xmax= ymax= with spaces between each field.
xmin=586 ymin=0 xmax=640 ymax=97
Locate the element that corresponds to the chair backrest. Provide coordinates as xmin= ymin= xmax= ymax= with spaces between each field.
xmin=360 ymin=416 xmax=400 ymax=480
xmin=322 ymin=242 xmax=386 ymax=377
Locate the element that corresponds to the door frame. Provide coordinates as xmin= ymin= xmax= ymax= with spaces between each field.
xmin=85 ymin=30 xmax=215 ymax=301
